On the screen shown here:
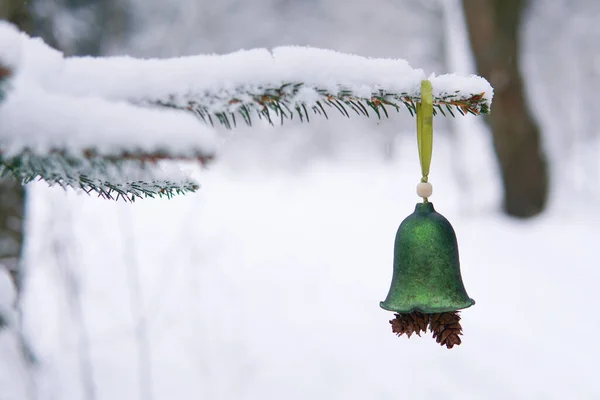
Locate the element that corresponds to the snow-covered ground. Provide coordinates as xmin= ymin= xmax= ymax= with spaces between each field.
xmin=17 ymin=122 xmax=600 ymax=399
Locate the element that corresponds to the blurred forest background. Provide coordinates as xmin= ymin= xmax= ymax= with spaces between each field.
xmin=1 ymin=0 xmax=600 ymax=399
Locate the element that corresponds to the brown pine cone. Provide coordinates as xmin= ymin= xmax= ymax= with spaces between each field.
xmin=429 ymin=312 xmax=463 ymax=349
xmin=390 ymin=311 xmax=429 ymax=338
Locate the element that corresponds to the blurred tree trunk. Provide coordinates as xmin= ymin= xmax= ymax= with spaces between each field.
xmin=0 ymin=0 xmax=30 ymax=301
xmin=0 ymin=181 xmax=25 ymax=293
xmin=462 ymin=0 xmax=548 ymax=218
xmin=0 ymin=0 xmax=39 ymax=372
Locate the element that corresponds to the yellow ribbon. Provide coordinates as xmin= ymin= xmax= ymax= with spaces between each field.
xmin=416 ymin=80 xmax=433 ymax=183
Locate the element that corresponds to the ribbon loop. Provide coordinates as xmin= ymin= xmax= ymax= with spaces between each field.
xmin=416 ymin=80 xmax=433 ymax=182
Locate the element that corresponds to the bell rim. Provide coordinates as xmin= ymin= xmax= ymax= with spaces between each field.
xmin=379 ymin=298 xmax=475 ymax=314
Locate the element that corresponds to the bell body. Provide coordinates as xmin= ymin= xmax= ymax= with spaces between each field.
xmin=380 ymin=202 xmax=475 ymax=313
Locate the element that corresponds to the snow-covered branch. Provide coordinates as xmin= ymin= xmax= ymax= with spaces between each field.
xmin=42 ymin=42 xmax=493 ymax=125
xmin=0 ymin=21 xmax=493 ymax=201
xmin=0 ymin=22 xmax=216 ymax=200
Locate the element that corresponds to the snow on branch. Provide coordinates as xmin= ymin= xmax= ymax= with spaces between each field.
xmin=0 ymin=152 xmax=201 ymax=202
xmin=49 ymin=47 xmax=493 ymax=128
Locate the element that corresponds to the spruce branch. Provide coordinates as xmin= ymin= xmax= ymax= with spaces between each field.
xmin=0 ymin=151 xmax=203 ymax=202
xmin=154 ymin=84 xmax=490 ymax=129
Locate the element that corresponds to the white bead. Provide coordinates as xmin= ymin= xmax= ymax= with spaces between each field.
xmin=416 ymin=181 xmax=433 ymax=198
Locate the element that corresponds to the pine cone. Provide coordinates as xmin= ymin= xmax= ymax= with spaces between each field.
xmin=429 ymin=312 xmax=463 ymax=349
xmin=390 ymin=311 xmax=429 ymax=338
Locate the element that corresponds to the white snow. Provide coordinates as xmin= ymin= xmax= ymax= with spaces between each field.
xmin=0 ymin=264 xmax=28 ymax=400
xmin=52 ymin=46 xmax=492 ymax=112
xmin=0 ymin=79 xmax=216 ymax=159
xmin=0 ymin=22 xmax=23 ymax=71
xmin=21 ymin=150 xmax=600 ymax=400
xmin=0 ymin=328 xmax=30 ymax=400
xmin=0 ymin=21 xmax=217 ymax=160
xmin=429 ymin=73 xmax=493 ymax=103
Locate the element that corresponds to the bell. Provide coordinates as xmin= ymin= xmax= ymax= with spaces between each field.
xmin=380 ymin=202 xmax=475 ymax=314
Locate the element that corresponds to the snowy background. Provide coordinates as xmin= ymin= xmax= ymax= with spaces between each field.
xmin=3 ymin=0 xmax=600 ymax=399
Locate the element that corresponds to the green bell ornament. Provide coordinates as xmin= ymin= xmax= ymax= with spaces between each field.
xmin=380 ymin=80 xmax=475 ymax=349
